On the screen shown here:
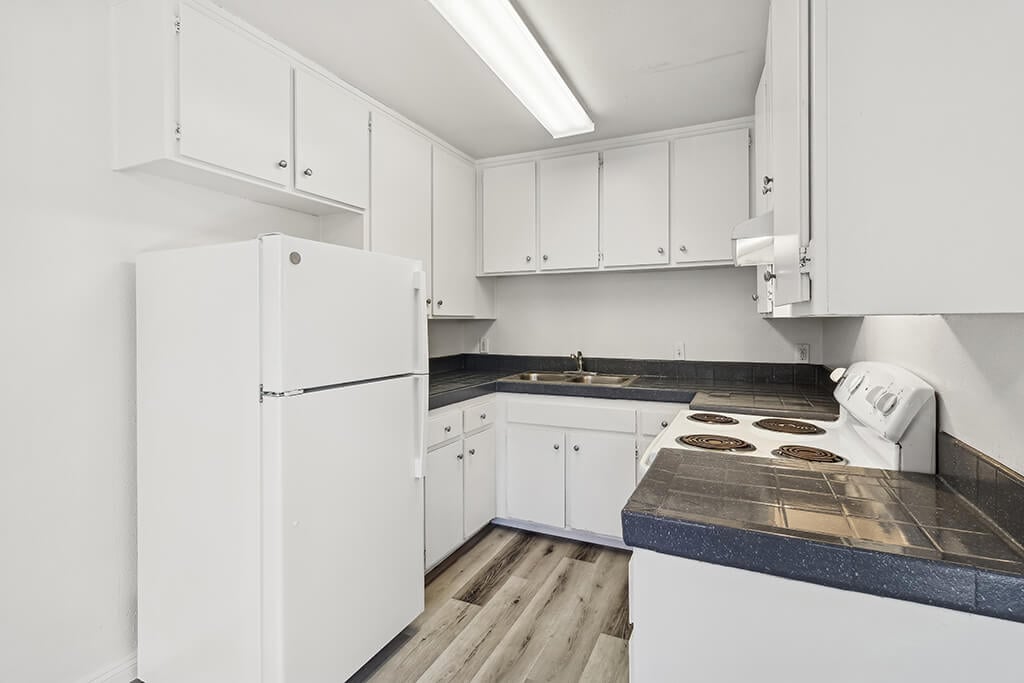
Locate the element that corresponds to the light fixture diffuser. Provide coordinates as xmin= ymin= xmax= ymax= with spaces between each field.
xmin=427 ymin=0 xmax=595 ymax=139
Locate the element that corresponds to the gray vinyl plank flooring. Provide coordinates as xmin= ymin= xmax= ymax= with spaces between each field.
xmin=354 ymin=527 xmax=632 ymax=683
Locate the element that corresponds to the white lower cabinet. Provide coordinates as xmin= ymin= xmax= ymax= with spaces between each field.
xmin=566 ymin=430 xmax=637 ymax=537
xmin=424 ymin=397 xmax=497 ymax=569
xmin=506 ymin=425 xmax=566 ymax=528
xmin=424 ymin=439 xmax=465 ymax=569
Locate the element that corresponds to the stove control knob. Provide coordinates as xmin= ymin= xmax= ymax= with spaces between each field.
xmin=875 ymin=392 xmax=898 ymax=415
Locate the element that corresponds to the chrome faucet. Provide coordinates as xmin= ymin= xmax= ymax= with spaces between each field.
xmin=570 ymin=350 xmax=584 ymax=374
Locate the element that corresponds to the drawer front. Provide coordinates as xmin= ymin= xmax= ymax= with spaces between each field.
xmin=463 ymin=400 xmax=496 ymax=433
xmin=427 ymin=408 xmax=462 ymax=448
xmin=507 ymin=399 xmax=636 ymax=433
xmin=640 ymin=407 xmax=684 ymax=436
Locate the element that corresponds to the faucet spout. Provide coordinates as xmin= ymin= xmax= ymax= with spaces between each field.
xmin=570 ymin=350 xmax=584 ymax=374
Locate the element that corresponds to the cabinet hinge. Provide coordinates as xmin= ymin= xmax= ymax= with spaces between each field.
xmin=799 ymin=245 xmax=811 ymax=269
xmin=747 ymin=129 xmax=752 ymax=149
xmin=598 ymin=252 xmax=604 ymax=262
xmin=174 ymin=16 xmax=181 ymax=33
xmin=367 ymin=114 xmax=372 ymax=132
xmin=174 ymin=123 xmax=182 ymax=140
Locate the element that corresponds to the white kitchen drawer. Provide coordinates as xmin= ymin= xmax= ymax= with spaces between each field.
xmin=640 ymin=407 xmax=685 ymax=436
xmin=463 ymin=400 xmax=496 ymax=433
xmin=427 ymin=408 xmax=462 ymax=448
xmin=507 ymin=399 xmax=636 ymax=434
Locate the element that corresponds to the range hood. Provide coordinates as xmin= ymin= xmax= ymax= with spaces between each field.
xmin=731 ymin=211 xmax=774 ymax=266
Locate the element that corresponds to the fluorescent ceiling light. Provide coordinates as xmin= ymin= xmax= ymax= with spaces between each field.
xmin=427 ymin=0 xmax=595 ymax=139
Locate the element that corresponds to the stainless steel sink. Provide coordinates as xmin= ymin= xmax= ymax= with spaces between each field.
xmin=507 ymin=372 xmax=637 ymax=386
xmin=567 ymin=374 xmax=636 ymax=385
xmin=515 ymin=372 xmax=573 ymax=382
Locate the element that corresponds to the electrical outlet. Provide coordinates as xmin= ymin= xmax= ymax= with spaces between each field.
xmin=795 ymin=343 xmax=810 ymax=363
xmin=479 ymin=336 xmax=490 ymax=354
xmin=674 ymin=342 xmax=686 ymax=360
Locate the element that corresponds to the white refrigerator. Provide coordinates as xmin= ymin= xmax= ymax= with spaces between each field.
xmin=136 ymin=234 xmax=428 ymax=682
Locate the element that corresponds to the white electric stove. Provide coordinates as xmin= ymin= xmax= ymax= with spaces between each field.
xmin=639 ymin=361 xmax=937 ymax=476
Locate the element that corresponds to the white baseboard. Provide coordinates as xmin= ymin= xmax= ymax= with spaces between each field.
xmin=492 ymin=518 xmax=630 ymax=550
xmin=80 ymin=653 xmax=137 ymax=683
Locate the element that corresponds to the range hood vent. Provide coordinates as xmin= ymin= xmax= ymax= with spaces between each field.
xmin=731 ymin=211 xmax=774 ymax=267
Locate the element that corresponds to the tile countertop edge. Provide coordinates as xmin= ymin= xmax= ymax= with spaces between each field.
xmin=621 ymin=509 xmax=1024 ymax=624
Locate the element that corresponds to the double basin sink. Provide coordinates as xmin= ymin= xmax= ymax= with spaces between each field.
xmin=506 ymin=371 xmax=638 ymax=386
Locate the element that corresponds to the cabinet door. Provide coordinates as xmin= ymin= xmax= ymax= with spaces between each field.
xmin=463 ymin=429 xmax=496 ymax=537
xmin=566 ymin=431 xmax=637 ymax=538
xmin=294 ymin=69 xmax=369 ymax=207
xmin=178 ymin=4 xmax=291 ymax=185
xmin=753 ymin=67 xmax=772 ymax=216
xmin=538 ymin=152 xmax=599 ymax=270
xmin=602 ymin=142 xmax=670 ymax=267
xmin=481 ymin=162 xmax=537 ymax=274
xmin=672 ymin=128 xmax=750 ymax=264
xmin=425 ymin=440 xmax=464 ymax=568
xmin=506 ymin=425 xmax=565 ymax=528
xmin=370 ymin=114 xmax=432 ymax=310
xmin=768 ymin=0 xmax=810 ymax=305
xmin=432 ymin=147 xmax=477 ymax=317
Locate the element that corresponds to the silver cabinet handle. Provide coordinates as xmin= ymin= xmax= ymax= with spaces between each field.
xmin=456 ymin=453 xmax=464 ymax=460
xmin=752 ymin=293 xmax=759 ymax=302
xmin=303 ymin=168 xmax=313 ymax=176
xmin=553 ymin=444 xmax=560 ymax=451
xmin=480 ymin=413 xmax=487 ymax=420
xmin=542 ymin=255 xmax=549 ymax=261
xmin=526 ymin=255 xmax=532 ymax=262
xmin=437 ymin=300 xmax=443 ymax=307
xmin=444 ymin=425 xmax=451 ymax=433
xmin=679 ymin=245 xmax=687 ymax=253
xmin=661 ymin=420 xmax=669 ymax=428
xmin=573 ymin=445 xmax=580 ymax=452
xmin=468 ymin=448 xmax=476 ymax=456
xmin=278 ymin=160 xmax=288 ymax=168
xmin=657 ymin=247 xmax=665 ymax=255
xmin=426 ymin=298 xmax=432 ymax=305
xmin=764 ymin=270 xmax=776 ymax=282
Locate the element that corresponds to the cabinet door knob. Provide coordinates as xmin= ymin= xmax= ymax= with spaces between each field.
xmin=444 ymin=425 xmax=451 ymax=433
xmin=661 ymin=420 xmax=669 ymax=428
xmin=752 ymin=293 xmax=759 ymax=302
xmin=553 ymin=444 xmax=560 ymax=450
xmin=278 ymin=159 xmax=288 ymax=168
xmin=573 ymin=444 xmax=580 ymax=452
xmin=542 ymin=254 xmax=549 ymax=262
xmin=764 ymin=270 xmax=776 ymax=282
xmin=657 ymin=247 xmax=665 ymax=255
xmin=526 ymin=255 xmax=532 ymax=262
xmin=426 ymin=298 xmax=432 ymax=305
xmin=437 ymin=300 xmax=443 ymax=306
xmin=679 ymin=245 xmax=687 ymax=253
xmin=456 ymin=453 xmax=464 ymax=460
xmin=303 ymin=168 xmax=313 ymax=176
xmin=480 ymin=413 xmax=487 ymax=420
xmin=468 ymin=448 xmax=476 ymax=456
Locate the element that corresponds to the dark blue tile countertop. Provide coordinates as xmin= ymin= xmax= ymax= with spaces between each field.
xmin=427 ymin=354 xmax=839 ymax=413
xmin=622 ymin=448 xmax=1024 ymax=623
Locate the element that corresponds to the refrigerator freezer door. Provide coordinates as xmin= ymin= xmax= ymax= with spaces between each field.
xmin=260 ymin=234 xmax=427 ymax=393
xmin=261 ymin=375 xmax=425 ymax=682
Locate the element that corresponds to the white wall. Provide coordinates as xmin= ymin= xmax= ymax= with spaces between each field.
xmin=485 ymin=268 xmax=823 ymax=362
xmin=0 ymin=2 xmax=320 ymax=681
xmin=823 ymin=316 xmax=1024 ymax=476
xmin=427 ymin=319 xmax=494 ymax=357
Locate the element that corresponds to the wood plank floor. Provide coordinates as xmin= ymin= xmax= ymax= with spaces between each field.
xmin=351 ymin=526 xmax=631 ymax=683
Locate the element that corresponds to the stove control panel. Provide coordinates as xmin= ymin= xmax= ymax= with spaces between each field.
xmin=833 ymin=362 xmax=935 ymax=442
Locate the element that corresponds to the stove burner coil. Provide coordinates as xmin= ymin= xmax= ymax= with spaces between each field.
xmin=677 ymin=434 xmax=756 ymax=452
xmin=687 ymin=413 xmax=740 ymax=425
xmin=772 ymin=444 xmax=846 ymax=464
xmin=753 ymin=418 xmax=826 ymax=435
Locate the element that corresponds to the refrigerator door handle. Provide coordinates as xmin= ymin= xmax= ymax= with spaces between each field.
xmin=412 ymin=269 xmax=428 ymax=374
xmin=412 ymin=374 xmax=427 ymax=479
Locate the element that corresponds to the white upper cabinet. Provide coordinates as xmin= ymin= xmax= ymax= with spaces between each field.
xmin=538 ymin=152 xmax=600 ymax=271
xmin=432 ymin=146 xmax=491 ymax=317
xmin=481 ymin=162 xmax=537 ymax=274
xmin=672 ymin=128 xmax=750 ymax=264
xmin=177 ymin=4 xmax=291 ymax=185
xmin=602 ymin=142 xmax=670 ymax=268
xmin=753 ymin=68 xmax=772 ymax=217
xmin=370 ymin=114 xmax=433 ymax=310
xmin=293 ymin=69 xmax=369 ymax=208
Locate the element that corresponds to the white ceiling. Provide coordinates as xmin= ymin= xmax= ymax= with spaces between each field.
xmin=214 ymin=0 xmax=770 ymax=159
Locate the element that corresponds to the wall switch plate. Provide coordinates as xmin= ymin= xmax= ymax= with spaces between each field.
xmin=479 ymin=337 xmax=490 ymax=354
xmin=795 ymin=343 xmax=810 ymax=363
xmin=674 ymin=342 xmax=685 ymax=360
